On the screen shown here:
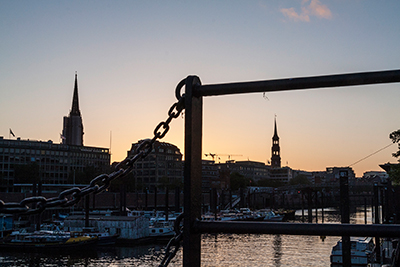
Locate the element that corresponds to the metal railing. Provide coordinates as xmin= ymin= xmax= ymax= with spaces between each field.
xmin=181 ymin=69 xmax=400 ymax=266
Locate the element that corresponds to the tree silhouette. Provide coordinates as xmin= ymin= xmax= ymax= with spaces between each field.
xmin=389 ymin=129 xmax=400 ymax=183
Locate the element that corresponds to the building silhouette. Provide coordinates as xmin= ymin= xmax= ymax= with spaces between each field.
xmin=128 ymin=140 xmax=183 ymax=192
xmin=62 ymin=73 xmax=84 ymax=146
xmin=0 ymin=74 xmax=110 ymax=192
xmin=271 ymin=117 xmax=281 ymax=168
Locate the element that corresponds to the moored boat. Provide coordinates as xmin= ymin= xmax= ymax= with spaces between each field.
xmin=330 ymin=237 xmax=375 ymax=266
xmin=149 ymin=220 xmax=175 ymax=237
xmin=257 ymin=209 xmax=284 ymax=222
xmin=0 ymin=229 xmax=98 ymax=251
xmin=79 ymin=227 xmax=119 ymax=246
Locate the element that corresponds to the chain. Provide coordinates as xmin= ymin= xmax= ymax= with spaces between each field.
xmin=159 ymin=213 xmax=184 ymax=267
xmin=0 ymin=78 xmax=187 ymax=215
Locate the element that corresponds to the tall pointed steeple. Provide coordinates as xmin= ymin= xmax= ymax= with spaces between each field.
xmin=70 ymin=73 xmax=81 ymax=116
xmin=273 ymin=116 xmax=279 ymax=139
xmin=271 ymin=116 xmax=281 ymax=168
xmin=62 ymin=73 xmax=84 ymax=146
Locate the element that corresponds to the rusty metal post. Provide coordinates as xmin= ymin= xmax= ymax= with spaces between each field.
xmin=183 ymin=76 xmax=203 ymax=267
xmin=196 ymin=69 xmax=400 ymax=97
xmin=321 ymin=190 xmax=324 ymax=224
xmin=339 ymin=170 xmax=351 ymax=267
xmin=307 ymin=188 xmax=312 ymax=223
xmin=374 ymin=183 xmax=381 ymax=262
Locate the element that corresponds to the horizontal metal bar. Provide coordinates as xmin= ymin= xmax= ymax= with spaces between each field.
xmin=194 ymin=69 xmax=400 ymax=97
xmin=194 ymin=221 xmax=400 ymax=237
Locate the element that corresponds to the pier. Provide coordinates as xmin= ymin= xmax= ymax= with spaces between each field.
xmin=180 ymin=69 xmax=400 ymax=266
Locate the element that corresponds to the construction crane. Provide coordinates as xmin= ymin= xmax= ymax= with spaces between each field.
xmin=204 ymin=153 xmax=243 ymax=163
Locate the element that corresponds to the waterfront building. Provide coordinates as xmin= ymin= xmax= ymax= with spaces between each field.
xmin=326 ymin=166 xmax=355 ymax=183
xmin=201 ymin=160 xmax=220 ymax=190
xmin=363 ymin=170 xmax=389 ymax=183
xmin=291 ymin=170 xmax=313 ymax=183
xmin=311 ymin=171 xmax=328 ymax=184
xmin=0 ymin=74 xmax=110 ymax=192
xmin=269 ymin=166 xmax=293 ymax=184
xmin=0 ymin=137 xmax=110 ymax=192
xmin=216 ymin=160 xmax=270 ymax=183
xmin=128 ymin=140 xmax=183 ymax=192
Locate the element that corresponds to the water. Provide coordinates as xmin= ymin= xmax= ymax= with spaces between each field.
xmin=0 ymin=208 xmax=372 ymax=266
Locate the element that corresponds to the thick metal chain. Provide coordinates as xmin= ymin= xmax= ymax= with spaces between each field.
xmin=159 ymin=213 xmax=184 ymax=267
xmin=0 ymin=78 xmax=187 ymax=215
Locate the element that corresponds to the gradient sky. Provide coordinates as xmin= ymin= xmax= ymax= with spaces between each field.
xmin=1 ymin=1 xmax=400 ymax=177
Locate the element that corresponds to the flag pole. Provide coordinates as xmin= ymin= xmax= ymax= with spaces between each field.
xmin=109 ymin=130 xmax=112 ymax=161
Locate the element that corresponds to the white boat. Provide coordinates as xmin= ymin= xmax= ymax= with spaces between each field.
xmin=148 ymin=212 xmax=179 ymax=237
xmin=330 ymin=237 xmax=375 ymax=266
xmin=257 ymin=209 xmax=284 ymax=222
xmin=149 ymin=220 xmax=175 ymax=237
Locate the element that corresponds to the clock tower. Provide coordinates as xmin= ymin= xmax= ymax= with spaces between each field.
xmin=271 ymin=117 xmax=281 ymax=168
xmin=62 ymin=73 xmax=84 ymax=146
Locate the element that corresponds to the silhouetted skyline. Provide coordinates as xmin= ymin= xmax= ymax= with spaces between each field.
xmin=1 ymin=1 xmax=399 ymax=176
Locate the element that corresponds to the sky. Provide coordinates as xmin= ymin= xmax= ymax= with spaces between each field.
xmin=1 ymin=0 xmax=400 ymax=177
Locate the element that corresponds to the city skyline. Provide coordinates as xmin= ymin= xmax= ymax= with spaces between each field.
xmin=1 ymin=1 xmax=400 ymax=177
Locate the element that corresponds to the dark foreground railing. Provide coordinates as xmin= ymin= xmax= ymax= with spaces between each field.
xmin=195 ymin=221 xmax=400 ymax=237
xmin=182 ymin=69 xmax=400 ymax=266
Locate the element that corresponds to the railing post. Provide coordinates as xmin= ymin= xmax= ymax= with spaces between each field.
xmin=339 ymin=170 xmax=351 ymax=267
xmin=183 ymin=76 xmax=203 ymax=267
xmin=374 ymin=183 xmax=381 ymax=263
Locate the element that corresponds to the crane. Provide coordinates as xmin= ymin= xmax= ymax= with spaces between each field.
xmin=204 ymin=153 xmax=243 ymax=163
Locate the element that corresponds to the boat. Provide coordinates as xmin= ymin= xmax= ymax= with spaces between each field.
xmin=0 ymin=229 xmax=98 ymax=251
xmin=148 ymin=212 xmax=179 ymax=238
xmin=257 ymin=209 xmax=284 ymax=222
xmin=235 ymin=208 xmax=265 ymax=221
xmin=274 ymin=209 xmax=296 ymax=221
xmin=330 ymin=237 xmax=376 ymax=266
xmin=149 ymin=220 xmax=175 ymax=237
xmin=79 ymin=227 xmax=119 ymax=246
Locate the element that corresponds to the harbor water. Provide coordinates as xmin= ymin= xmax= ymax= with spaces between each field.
xmin=0 ymin=208 xmax=372 ymax=266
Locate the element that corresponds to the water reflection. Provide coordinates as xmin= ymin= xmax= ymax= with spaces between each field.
xmin=0 ymin=243 xmax=168 ymax=267
xmin=0 ymin=208 xmax=372 ymax=266
xmin=273 ymin=235 xmax=282 ymax=267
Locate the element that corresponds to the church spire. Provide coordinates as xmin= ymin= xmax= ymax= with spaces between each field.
xmin=62 ymin=73 xmax=84 ymax=146
xmin=70 ymin=72 xmax=81 ymax=116
xmin=273 ymin=116 xmax=279 ymax=139
xmin=271 ymin=116 xmax=281 ymax=168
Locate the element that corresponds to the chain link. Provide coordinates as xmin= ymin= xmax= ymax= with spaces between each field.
xmin=158 ymin=213 xmax=184 ymax=267
xmin=0 ymin=78 xmax=187 ymax=216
